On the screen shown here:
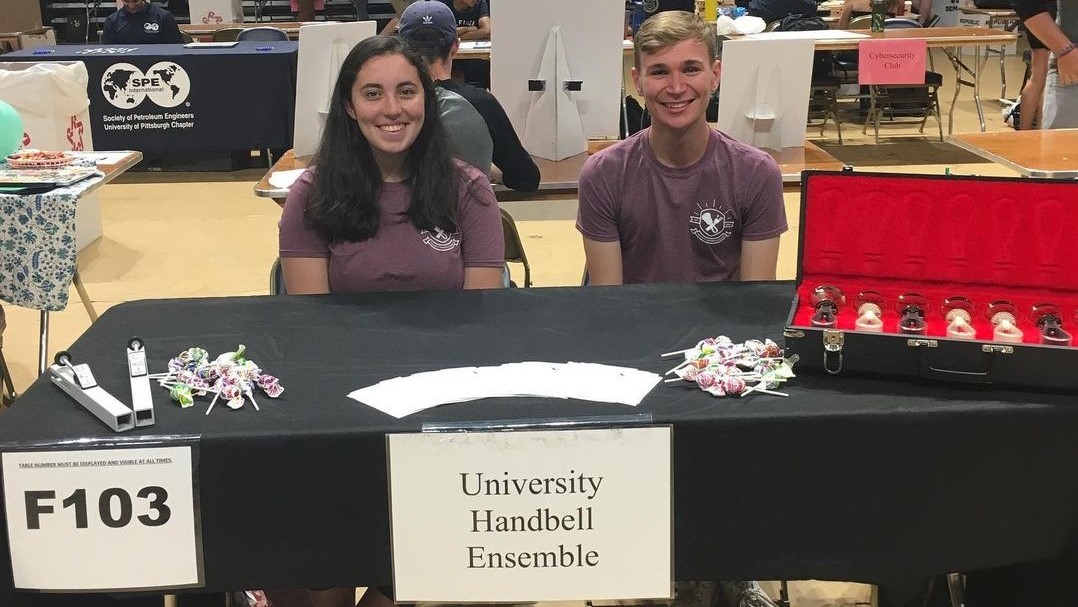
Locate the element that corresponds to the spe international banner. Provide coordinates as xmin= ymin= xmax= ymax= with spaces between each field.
xmin=387 ymin=426 xmax=672 ymax=603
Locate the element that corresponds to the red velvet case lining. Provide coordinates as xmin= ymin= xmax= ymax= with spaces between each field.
xmin=791 ymin=172 xmax=1078 ymax=345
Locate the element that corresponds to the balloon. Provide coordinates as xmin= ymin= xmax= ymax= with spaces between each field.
xmin=0 ymin=101 xmax=25 ymax=159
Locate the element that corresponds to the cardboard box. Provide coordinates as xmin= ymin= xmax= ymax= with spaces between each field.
xmin=17 ymin=28 xmax=56 ymax=51
xmin=0 ymin=0 xmax=43 ymax=35
xmin=784 ymin=170 xmax=1078 ymax=393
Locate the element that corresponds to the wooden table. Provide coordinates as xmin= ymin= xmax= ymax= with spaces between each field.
xmin=252 ymin=149 xmax=595 ymax=203
xmin=254 ymin=141 xmax=843 ymax=202
xmin=179 ymin=21 xmax=316 ymax=41
xmin=82 ymin=150 xmax=144 ymax=192
xmin=948 ymin=129 xmax=1078 ymax=179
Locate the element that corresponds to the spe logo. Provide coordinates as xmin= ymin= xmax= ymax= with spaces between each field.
xmin=100 ymin=61 xmax=191 ymax=109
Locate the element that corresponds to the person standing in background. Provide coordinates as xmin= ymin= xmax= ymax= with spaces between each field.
xmin=101 ymin=0 xmax=182 ymax=44
xmin=1017 ymin=1 xmax=1058 ymax=129
xmin=1017 ymin=0 xmax=1076 ymax=128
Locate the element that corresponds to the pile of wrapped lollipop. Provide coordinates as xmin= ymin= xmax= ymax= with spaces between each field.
xmin=662 ymin=336 xmax=798 ymax=397
xmin=148 ymin=345 xmax=284 ymax=415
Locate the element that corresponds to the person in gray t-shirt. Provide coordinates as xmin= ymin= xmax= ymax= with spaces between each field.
xmin=576 ymin=11 xmax=787 ymax=285
xmin=436 ymin=86 xmax=493 ymax=175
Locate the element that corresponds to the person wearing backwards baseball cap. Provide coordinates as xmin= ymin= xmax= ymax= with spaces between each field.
xmin=392 ymin=0 xmax=494 ymax=175
xmin=398 ymin=0 xmax=539 ymax=191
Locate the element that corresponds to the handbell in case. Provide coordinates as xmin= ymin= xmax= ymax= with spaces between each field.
xmin=942 ymin=296 xmax=976 ymax=340
xmin=1031 ymin=303 xmax=1072 ymax=346
xmin=810 ymin=285 xmax=846 ymax=328
xmin=854 ymin=291 xmax=885 ymax=332
xmin=987 ymin=300 xmax=1023 ymax=343
xmin=897 ymin=293 xmax=928 ymax=335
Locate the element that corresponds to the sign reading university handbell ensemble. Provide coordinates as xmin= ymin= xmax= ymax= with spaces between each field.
xmin=2 ymin=43 xmax=298 ymax=154
xmin=388 ymin=427 xmax=673 ymax=603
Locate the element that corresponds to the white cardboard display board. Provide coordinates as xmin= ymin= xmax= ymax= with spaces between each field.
xmin=490 ymin=0 xmax=623 ymax=158
xmin=958 ymin=13 xmax=1016 ymax=56
xmin=521 ymin=26 xmax=588 ymax=161
xmin=717 ymin=38 xmax=815 ymax=151
xmin=932 ymin=0 xmax=962 ymax=27
xmin=0 ymin=61 xmax=101 ymax=251
xmin=293 ymin=21 xmax=377 ymax=157
xmin=188 ymin=0 xmax=244 ymax=25
xmin=388 ymin=427 xmax=672 ymax=603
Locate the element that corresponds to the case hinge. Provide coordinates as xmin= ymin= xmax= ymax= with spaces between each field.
xmin=823 ymin=330 xmax=843 ymax=375
xmin=784 ymin=328 xmax=805 ymax=338
xmin=906 ymin=338 xmax=939 ymax=348
xmin=981 ymin=344 xmax=1014 ymax=354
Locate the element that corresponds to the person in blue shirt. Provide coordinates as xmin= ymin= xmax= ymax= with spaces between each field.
xmin=101 ymin=0 xmax=183 ymax=45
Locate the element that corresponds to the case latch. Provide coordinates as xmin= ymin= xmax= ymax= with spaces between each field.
xmin=823 ymin=330 xmax=844 ymax=375
xmin=906 ymin=338 xmax=939 ymax=348
xmin=981 ymin=344 xmax=1014 ymax=354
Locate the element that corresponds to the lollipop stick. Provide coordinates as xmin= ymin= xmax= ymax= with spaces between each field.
xmin=665 ymin=359 xmax=695 ymax=376
xmin=247 ymin=390 xmax=260 ymax=412
xmin=205 ymin=391 xmax=220 ymax=416
xmin=660 ymin=348 xmax=691 ymax=358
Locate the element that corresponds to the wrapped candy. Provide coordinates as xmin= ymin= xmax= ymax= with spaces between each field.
xmin=152 ymin=345 xmax=285 ymax=415
xmin=257 ymin=374 xmax=284 ymax=398
xmin=169 ymin=384 xmax=194 ymax=408
xmin=663 ymin=335 xmax=795 ymax=398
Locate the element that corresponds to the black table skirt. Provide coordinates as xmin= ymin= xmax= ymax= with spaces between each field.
xmin=3 ymin=43 xmax=297 ymax=153
xmin=1 ymin=282 xmax=1077 ymax=596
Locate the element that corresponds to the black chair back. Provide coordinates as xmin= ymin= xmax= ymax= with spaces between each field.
xmin=236 ymin=27 xmax=289 ymax=42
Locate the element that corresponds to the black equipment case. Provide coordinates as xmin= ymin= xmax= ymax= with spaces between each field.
xmin=784 ymin=170 xmax=1078 ymax=392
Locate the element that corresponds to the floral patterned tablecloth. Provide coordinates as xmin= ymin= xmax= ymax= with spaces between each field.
xmin=0 ymin=170 xmax=104 ymax=312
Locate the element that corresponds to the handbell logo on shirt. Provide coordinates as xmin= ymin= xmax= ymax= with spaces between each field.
xmin=689 ymin=202 xmax=735 ymax=246
xmin=421 ymin=227 xmax=461 ymax=252
xmin=144 ymin=22 xmax=160 ymax=32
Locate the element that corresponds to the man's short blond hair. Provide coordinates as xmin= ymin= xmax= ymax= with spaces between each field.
xmin=633 ymin=10 xmax=719 ymax=70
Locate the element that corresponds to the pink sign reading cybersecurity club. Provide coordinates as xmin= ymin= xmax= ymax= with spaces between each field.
xmin=858 ymin=38 xmax=928 ymax=85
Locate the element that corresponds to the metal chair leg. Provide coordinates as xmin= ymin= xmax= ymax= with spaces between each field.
xmin=72 ymin=270 xmax=98 ymax=323
xmin=778 ymin=580 xmax=791 ymax=607
xmin=0 ymin=347 xmax=16 ymax=402
xmin=38 ymin=310 xmax=49 ymax=376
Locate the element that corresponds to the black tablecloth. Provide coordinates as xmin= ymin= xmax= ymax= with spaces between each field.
xmin=4 ymin=43 xmax=297 ymax=153
xmin=1 ymin=282 xmax=1077 ymax=596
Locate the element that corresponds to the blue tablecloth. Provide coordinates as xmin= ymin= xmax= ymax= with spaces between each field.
xmin=0 ymin=169 xmax=103 ymax=312
xmin=4 ymin=42 xmax=298 ymax=154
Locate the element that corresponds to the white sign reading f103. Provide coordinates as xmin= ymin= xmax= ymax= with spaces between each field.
xmin=388 ymin=426 xmax=672 ymax=603
xmin=2 ymin=446 xmax=202 ymax=591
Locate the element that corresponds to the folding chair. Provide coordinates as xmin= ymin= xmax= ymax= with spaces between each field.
xmin=269 ymin=258 xmax=286 ymax=295
xmin=236 ymin=27 xmax=289 ymax=41
xmin=0 ymin=305 xmax=15 ymax=404
xmin=211 ymin=27 xmax=245 ymax=42
xmin=861 ymin=18 xmax=944 ymax=142
xmin=500 ymin=209 xmax=531 ymax=288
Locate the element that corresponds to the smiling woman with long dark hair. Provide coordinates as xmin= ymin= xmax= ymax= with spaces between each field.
xmin=279 ymin=35 xmax=504 ymax=294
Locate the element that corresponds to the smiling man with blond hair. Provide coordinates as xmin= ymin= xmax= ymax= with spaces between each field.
xmin=577 ymin=11 xmax=786 ymax=287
